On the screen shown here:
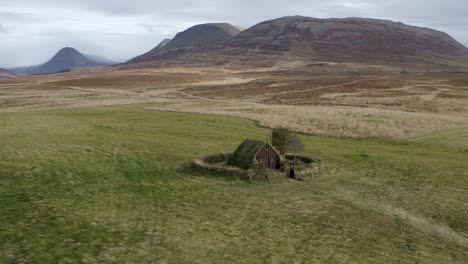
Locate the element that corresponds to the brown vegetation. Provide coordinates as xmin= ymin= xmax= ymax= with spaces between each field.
xmin=1 ymin=63 xmax=468 ymax=139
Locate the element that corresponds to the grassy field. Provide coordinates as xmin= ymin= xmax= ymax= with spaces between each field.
xmin=1 ymin=105 xmax=467 ymax=263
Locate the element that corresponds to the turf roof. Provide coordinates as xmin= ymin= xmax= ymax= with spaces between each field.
xmin=229 ymin=139 xmax=267 ymax=170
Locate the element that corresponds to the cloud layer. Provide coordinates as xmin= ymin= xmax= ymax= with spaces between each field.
xmin=1 ymin=0 xmax=467 ymax=67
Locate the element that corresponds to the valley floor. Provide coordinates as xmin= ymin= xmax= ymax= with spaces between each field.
xmin=0 ymin=105 xmax=467 ymax=263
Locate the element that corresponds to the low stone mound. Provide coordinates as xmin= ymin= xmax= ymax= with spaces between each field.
xmin=191 ymin=153 xmax=323 ymax=182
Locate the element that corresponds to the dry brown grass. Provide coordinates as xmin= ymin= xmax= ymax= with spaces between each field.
xmin=2 ymin=63 xmax=468 ymax=139
xmin=147 ymin=100 xmax=467 ymax=138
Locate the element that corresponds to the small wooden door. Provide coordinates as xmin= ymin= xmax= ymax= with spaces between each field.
xmin=256 ymin=145 xmax=279 ymax=170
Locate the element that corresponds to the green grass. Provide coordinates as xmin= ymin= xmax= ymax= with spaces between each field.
xmin=0 ymin=105 xmax=467 ymax=263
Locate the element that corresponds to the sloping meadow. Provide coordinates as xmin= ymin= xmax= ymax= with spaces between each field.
xmin=0 ymin=105 xmax=467 ymax=262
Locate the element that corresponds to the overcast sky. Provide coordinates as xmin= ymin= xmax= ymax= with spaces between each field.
xmin=1 ymin=0 xmax=467 ymax=67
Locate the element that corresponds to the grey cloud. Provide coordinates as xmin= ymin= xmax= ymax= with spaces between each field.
xmin=0 ymin=0 xmax=467 ymax=67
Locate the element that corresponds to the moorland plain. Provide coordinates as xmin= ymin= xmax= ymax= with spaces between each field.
xmin=1 ymin=63 xmax=468 ymax=138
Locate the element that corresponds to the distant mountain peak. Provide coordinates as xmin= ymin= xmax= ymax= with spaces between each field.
xmin=58 ymin=47 xmax=79 ymax=52
xmin=52 ymin=47 xmax=86 ymax=58
xmin=128 ymin=22 xmax=242 ymax=63
xmin=13 ymin=47 xmax=110 ymax=75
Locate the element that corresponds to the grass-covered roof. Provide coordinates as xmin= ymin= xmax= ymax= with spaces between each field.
xmin=228 ymin=139 xmax=267 ymax=170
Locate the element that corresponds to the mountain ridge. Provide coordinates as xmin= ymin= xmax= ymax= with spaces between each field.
xmin=127 ymin=16 xmax=468 ymax=68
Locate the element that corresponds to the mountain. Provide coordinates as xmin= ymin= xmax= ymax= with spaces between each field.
xmin=0 ymin=68 xmax=22 ymax=79
xmin=128 ymin=23 xmax=242 ymax=63
xmin=228 ymin=16 xmax=467 ymax=62
xmin=15 ymin=47 xmax=102 ymax=75
xmin=126 ymin=16 xmax=468 ymax=68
